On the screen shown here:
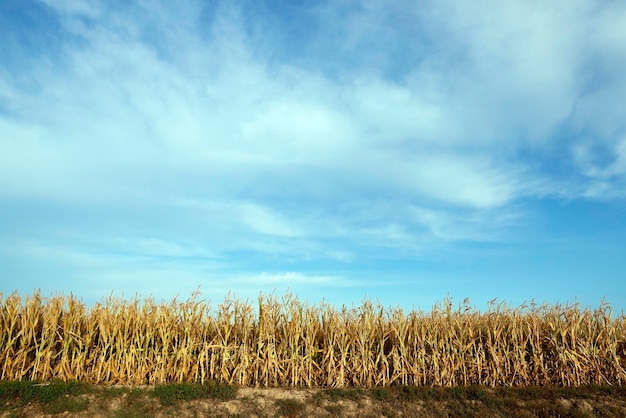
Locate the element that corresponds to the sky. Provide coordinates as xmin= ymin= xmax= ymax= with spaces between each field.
xmin=1 ymin=0 xmax=625 ymax=312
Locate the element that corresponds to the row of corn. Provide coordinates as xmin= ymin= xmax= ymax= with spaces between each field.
xmin=1 ymin=291 xmax=625 ymax=387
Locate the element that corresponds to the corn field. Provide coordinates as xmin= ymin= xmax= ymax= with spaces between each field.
xmin=1 ymin=291 xmax=625 ymax=387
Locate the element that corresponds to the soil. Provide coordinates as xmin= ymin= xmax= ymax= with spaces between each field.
xmin=2 ymin=385 xmax=626 ymax=418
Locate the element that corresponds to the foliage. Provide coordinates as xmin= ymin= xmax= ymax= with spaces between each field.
xmin=0 ymin=379 xmax=86 ymax=406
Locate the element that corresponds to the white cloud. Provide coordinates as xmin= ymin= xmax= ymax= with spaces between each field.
xmin=347 ymin=76 xmax=452 ymax=145
xmin=570 ymin=136 xmax=626 ymax=199
xmin=0 ymin=1 xmax=579 ymax=209
xmin=239 ymin=203 xmax=301 ymax=237
xmin=0 ymin=239 xmax=113 ymax=266
xmin=242 ymin=272 xmax=347 ymax=287
xmin=411 ymin=205 xmax=522 ymax=242
xmin=400 ymin=154 xmax=518 ymax=209
xmin=109 ymin=237 xmax=214 ymax=258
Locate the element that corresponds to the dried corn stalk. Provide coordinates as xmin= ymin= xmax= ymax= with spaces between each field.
xmin=1 ymin=291 xmax=624 ymax=387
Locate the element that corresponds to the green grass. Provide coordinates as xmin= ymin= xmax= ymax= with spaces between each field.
xmin=372 ymin=387 xmax=391 ymax=400
xmin=152 ymin=381 xmax=238 ymax=406
xmin=0 ymin=379 xmax=87 ymax=406
xmin=0 ymin=380 xmax=624 ymax=417
xmin=0 ymin=379 xmax=237 ymax=416
xmin=316 ymin=387 xmax=366 ymax=402
xmin=43 ymin=396 xmax=90 ymax=414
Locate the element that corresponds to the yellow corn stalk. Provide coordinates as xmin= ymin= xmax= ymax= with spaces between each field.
xmin=1 ymin=291 xmax=624 ymax=387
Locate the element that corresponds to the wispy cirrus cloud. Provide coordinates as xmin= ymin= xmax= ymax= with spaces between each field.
xmin=1 ymin=0 xmax=625 ymax=309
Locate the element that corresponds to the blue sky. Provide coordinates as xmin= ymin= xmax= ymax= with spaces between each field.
xmin=1 ymin=0 xmax=625 ymax=311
